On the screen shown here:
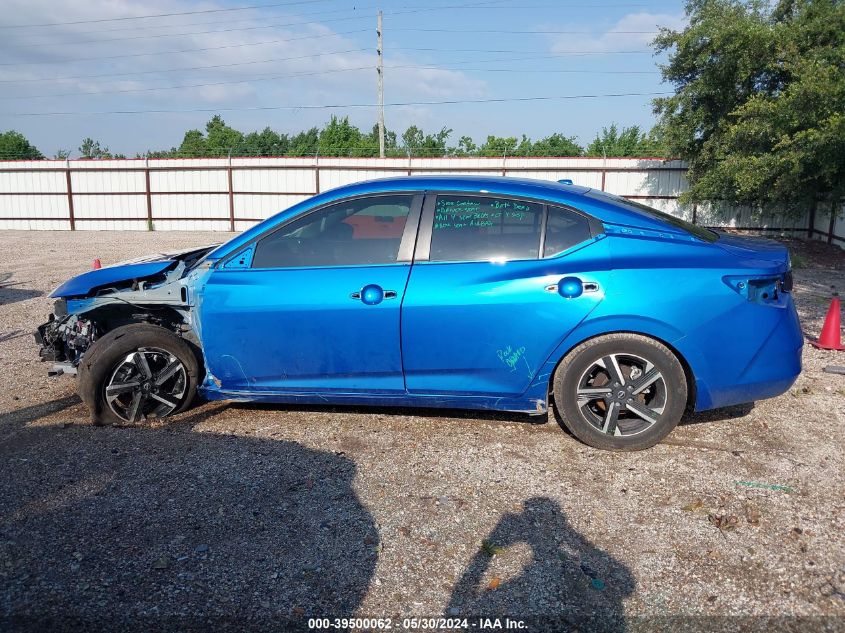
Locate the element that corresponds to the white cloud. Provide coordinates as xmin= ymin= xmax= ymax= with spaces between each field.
xmin=0 ymin=0 xmax=487 ymax=115
xmin=549 ymin=12 xmax=687 ymax=54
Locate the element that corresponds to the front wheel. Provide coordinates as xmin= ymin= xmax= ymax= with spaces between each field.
xmin=78 ymin=323 xmax=200 ymax=426
xmin=553 ymin=333 xmax=688 ymax=451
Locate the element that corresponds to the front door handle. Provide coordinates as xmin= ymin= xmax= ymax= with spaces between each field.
xmin=544 ymin=277 xmax=600 ymax=298
xmin=350 ymin=284 xmax=397 ymax=305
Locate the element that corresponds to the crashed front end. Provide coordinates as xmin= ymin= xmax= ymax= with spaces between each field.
xmin=35 ymin=302 xmax=98 ymax=375
xmin=34 ymin=245 xmax=216 ymax=377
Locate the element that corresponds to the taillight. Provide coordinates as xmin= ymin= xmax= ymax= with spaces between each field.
xmin=723 ymin=275 xmax=784 ymax=305
xmin=780 ymin=270 xmax=793 ymax=293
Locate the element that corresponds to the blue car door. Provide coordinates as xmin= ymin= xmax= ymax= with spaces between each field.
xmin=401 ymin=192 xmax=608 ymax=397
xmin=198 ymin=193 xmax=422 ymax=394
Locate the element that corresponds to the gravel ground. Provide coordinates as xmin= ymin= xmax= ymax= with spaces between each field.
xmin=0 ymin=231 xmax=843 ymax=632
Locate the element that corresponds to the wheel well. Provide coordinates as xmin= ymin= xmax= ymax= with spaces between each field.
xmin=548 ymin=330 xmax=697 ymax=412
xmin=84 ymin=304 xmax=189 ymax=337
xmin=87 ymin=306 xmax=205 ymax=377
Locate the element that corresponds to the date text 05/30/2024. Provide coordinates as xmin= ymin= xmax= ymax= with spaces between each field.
xmin=308 ymin=617 xmax=528 ymax=630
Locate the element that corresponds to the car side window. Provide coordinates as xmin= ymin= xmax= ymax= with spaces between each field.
xmin=429 ymin=195 xmax=544 ymax=262
xmin=543 ymin=206 xmax=593 ymax=257
xmin=252 ymin=195 xmax=413 ymax=268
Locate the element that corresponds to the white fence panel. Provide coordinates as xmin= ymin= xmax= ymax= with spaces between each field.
xmin=0 ymin=156 xmax=839 ymax=246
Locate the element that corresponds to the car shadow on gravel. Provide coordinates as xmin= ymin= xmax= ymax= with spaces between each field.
xmin=680 ymin=402 xmax=755 ymax=426
xmin=0 ymin=273 xmax=42 ymax=306
xmin=445 ymin=497 xmax=634 ymax=630
xmin=0 ymin=406 xmax=378 ymax=631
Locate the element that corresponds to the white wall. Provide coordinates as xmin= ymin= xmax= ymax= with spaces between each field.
xmin=0 ymin=157 xmax=832 ymax=244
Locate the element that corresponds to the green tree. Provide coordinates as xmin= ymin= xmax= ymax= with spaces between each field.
xmin=176 ymin=129 xmax=207 ymax=157
xmin=204 ymin=115 xmax=244 ymax=156
xmin=531 ymin=133 xmax=583 ymax=157
xmin=0 ymin=131 xmax=44 ymax=159
xmin=363 ymin=124 xmax=399 ymax=156
xmin=401 ymin=125 xmax=452 ymax=157
xmin=585 ymin=124 xmax=660 ymax=157
xmin=288 ymin=127 xmax=320 ymax=156
xmin=453 ymin=135 xmax=477 ymax=156
xmin=79 ymin=137 xmax=115 ymax=159
xmin=319 ymin=116 xmax=372 ymax=156
xmin=242 ymin=127 xmax=290 ymax=157
xmin=652 ymin=0 xmax=845 ymax=212
xmin=478 ymin=135 xmax=517 ymax=157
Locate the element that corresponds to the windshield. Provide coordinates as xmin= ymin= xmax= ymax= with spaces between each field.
xmin=585 ymin=190 xmax=719 ymax=243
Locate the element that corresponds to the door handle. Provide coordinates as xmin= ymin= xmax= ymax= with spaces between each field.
xmin=350 ymin=284 xmax=397 ymax=305
xmin=545 ymin=277 xmax=600 ymax=298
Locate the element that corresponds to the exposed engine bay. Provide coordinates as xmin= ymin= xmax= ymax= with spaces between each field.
xmin=33 ymin=244 xmax=216 ymax=376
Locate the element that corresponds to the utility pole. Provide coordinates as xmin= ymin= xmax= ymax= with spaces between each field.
xmin=377 ymin=10 xmax=385 ymax=158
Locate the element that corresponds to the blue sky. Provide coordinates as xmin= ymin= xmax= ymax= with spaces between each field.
xmin=0 ymin=0 xmax=687 ymax=157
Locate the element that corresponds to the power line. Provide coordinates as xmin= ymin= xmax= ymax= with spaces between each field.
xmin=390 ymin=65 xmax=658 ymax=74
xmin=10 ymin=1 xmax=512 ymax=45
xmin=10 ymin=13 xmax=373 ymax=48
xmin=14 ymin=0 xmax=648 ymax=42
xmin=0 ymin=65 xmax=374 ymax=100
xmin=0 ymin=91 xmax=672 ymax=116
xmin=392 ymin=28 xmax=659 ymax=33
xmin=0 ymin=0 xmax=334 ymax=29
xmin=0 ymin=47 xmax=652 ymax=85
xmin=0 ymin=30 xmax=371 ymax=66
xmin=393 ymin=47 xmax=652 ymax=55
xmin=0 ymin=0 xmax=514 ymax=31
xmin=22 ymin=4 xmax=383 ymax=37
xmin=0 ymin=62 xmax=659 ymax=101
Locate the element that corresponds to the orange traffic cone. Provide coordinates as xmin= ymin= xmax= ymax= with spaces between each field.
xmin=811 ymin=294 xmax=844 ymax=351
xmin=93 ymin=258 xmax=101 ymax=269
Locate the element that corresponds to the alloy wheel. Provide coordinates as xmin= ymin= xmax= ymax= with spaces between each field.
xmin=104 ymin=347 xmax=187 ymax=423
xmin=575 ymin=353 xmax=667 ymax=437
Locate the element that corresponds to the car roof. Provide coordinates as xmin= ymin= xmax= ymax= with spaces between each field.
xmin=208 ymin=175 xmax=687 ymax=261
xmin=339 ymin=175 xmax=592 ymax=197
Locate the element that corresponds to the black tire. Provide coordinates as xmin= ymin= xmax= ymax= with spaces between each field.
xmin=78 ymin=323 xmax=200 ymax=426
xmin=553 ymin=333 xmax=687 ymax=451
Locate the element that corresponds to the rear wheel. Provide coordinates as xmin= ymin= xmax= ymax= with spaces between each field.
xmin=78 ymin=323 xmax=200 ymax=426
xmin=553 ymin=333 xmax=687 ymax=451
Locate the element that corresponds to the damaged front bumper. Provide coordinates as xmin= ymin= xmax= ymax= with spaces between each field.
xmin=34 ymin=299 xmax=98 ymax=375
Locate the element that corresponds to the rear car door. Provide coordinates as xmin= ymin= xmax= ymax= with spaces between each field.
xmin=199 ymin=193 xmax=422 ymax=394
xmin=401 ymin=192 xmax=608 ymax=397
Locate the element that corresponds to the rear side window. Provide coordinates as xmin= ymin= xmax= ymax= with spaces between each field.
xmin=585 ymin=189 xmax=718 ymax=242
xmin=252 ymin=195 xmax=412 ymax=268
xmin=430 ymin=195 xmax=544 ymax=262
xmin=543 ymin=206 xmax=592 ymax=257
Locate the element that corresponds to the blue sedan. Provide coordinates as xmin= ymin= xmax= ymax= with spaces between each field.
xmin=36 ymin=177 xmax=802 ymax=450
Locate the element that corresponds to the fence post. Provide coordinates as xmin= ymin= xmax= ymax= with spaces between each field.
xmin=828 ymin=200 xmax=837 ymax=245
xmin=600 ymin=152 xmax=607 ymax=191
xmin=501 ymin=150 xmax=507 ymax=177
xmin=65 ymin=159 xmax=75 ymax=231
xmin=314 ymin=148 xmax=320 ymax=194
xmin=227 ymin=152 xmax=235 ymax=233
xmin=808 ymin=199 xmax=817 ymax=239
xmin=407 ymin=148 xmax=412 ymax=176
xmin=144 ymin=157 xmax=153 ymax=231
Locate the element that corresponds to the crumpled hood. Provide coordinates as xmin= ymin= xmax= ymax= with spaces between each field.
xmin=50 ymin=261 xmax=177 ymax=298
xmin=111 ymin=244 xmax=219 ymax=266
xmin=50 ymin=244 xmax=218 ymax=299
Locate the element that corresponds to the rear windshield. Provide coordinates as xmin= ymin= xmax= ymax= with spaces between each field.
xmin=585 ymin=190 xmax=719 ymax=243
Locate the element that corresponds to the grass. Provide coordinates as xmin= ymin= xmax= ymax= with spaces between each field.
xmin=791 ymin=253 xmax=808 ymax=269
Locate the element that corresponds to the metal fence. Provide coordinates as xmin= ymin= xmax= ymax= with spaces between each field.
xmin=0 ymin=156 xmax=841 ymax=245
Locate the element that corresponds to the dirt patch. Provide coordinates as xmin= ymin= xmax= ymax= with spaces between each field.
xmin=0 ymin=231 xmax=843 ymax=629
